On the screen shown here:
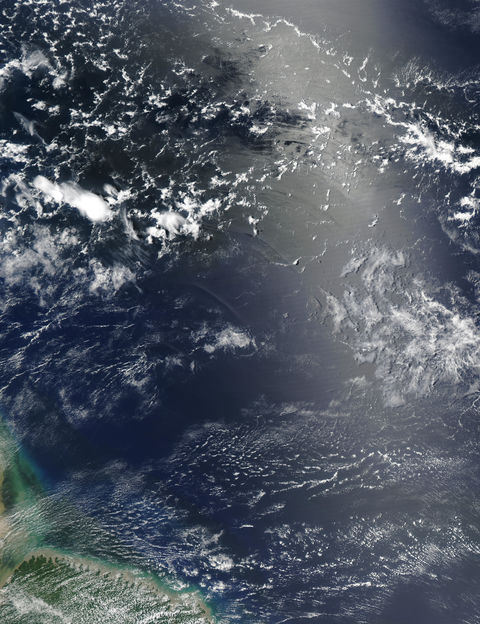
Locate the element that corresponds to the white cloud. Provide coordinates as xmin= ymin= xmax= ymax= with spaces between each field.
xmin=194 ymin=325 xmax=254 ymax=354
xmin=89 ymin=261 xmax=135 ymax=294
xmin=33 ymin=176 xmax=112 ymax=222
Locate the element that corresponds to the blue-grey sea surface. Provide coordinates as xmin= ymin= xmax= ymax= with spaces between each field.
xmin=0 ymin=0 xmax=479 ymax=622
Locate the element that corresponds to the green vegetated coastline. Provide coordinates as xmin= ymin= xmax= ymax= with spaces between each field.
xmin=0 ymin=421 xmax=214 ymax=623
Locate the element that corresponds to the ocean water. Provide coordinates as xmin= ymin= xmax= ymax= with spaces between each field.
xmin=0 ymin=0 xmax=479 ymax=622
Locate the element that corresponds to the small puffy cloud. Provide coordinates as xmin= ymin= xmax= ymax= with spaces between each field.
xmin=194 ymin=324 xmax=254 ymax=355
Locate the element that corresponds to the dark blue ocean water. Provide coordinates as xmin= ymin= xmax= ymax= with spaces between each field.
xmin=0 ymin=0 xmax=480 ymax=622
